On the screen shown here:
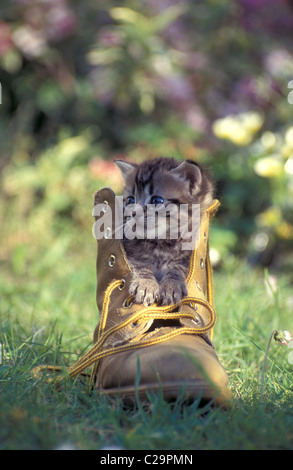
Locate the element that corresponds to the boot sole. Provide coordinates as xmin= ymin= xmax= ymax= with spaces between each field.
xmin=99 ymin=379 xmax=233 ymax=408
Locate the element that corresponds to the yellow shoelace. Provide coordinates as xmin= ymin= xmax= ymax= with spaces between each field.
xmin=32 ymin=279 xmax=215 ymax=387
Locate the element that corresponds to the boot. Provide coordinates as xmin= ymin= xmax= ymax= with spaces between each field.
xmin=32 ymin=187 xmax=232 ymax=407
xmin=88 ymin=187 xmax=233 ymax=408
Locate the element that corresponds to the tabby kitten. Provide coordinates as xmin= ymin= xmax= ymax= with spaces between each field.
xmin=115 ymin=157 xmax=214 ymax=307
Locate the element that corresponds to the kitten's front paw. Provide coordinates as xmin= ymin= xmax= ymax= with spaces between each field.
xmin=130 ymin=277 xmax=160 ymax=307
xmin=159 ymin=279 xmax=188 ymax=305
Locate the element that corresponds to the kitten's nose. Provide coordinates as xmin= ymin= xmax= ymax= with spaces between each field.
xmin=132 ymin=210 xmax=136 ymax=217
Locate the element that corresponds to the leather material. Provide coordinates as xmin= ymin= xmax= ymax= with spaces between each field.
xmin=93 ymin=187 xmax=232 ymax=407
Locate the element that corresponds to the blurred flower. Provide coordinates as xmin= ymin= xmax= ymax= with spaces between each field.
xmin=98 ymin=28 xmax=124 ymax=47
xmin=156 ymin=74 xmax=193 ymax=107
xmin=89 ymin=158 xmax=122 ymax=190
xmin=254 ymin=155 xmax=283 ymax=178
xmin=213 ymin=116 xmax=252 ymax=146
xmin=185 ymin=106 xmax=208 ymax=132
xmin=209 ymin=247 xmax=221 ymax=267
xmin=273 ymin=330 xmax=293 ymax=346
xmin=240 ymin=111 xmax=264 ymax=134
xmin=264 ymin=49 xmax=293 ymax=78
xmin=253 ymin=232 xmax=269 ymax=252
xmin=212 ymin=111 xmax=263 ymax=146
xmin=285 ymin=127 xmax=293 ymax=148
xmin=14 ymin=0 xmax=76 ymax=48
xmin=0 ymin=22 xmax=14 ymax=57
xmin=45 ymin=2 xmax=76 ymax=42
xmin=285 ymin=158 xmax=293 ymax=175
xmin=276 ymin=221 xmax=293 ymax=240
xmin=261 ymin=131 xmax=276 ymax=151
xmin=13 ymin=26 xmax=46 ymax=59
xmin=281 ymin=145 xmax=293 ymax=160
xmin=256 ymin=207 xmax=281 ymax=228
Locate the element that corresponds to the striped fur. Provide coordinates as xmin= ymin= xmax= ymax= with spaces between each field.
xmin=114 ymin=157 xmax=215 ymax=306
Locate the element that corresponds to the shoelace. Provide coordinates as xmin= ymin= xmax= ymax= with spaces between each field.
xmin=32 ymin=280 xmax=215 ymax=386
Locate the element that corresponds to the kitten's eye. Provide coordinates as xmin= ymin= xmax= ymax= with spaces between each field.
xmin=151 ymin=196 xmax=164 ymax=206
xmin=125 ymin=196 xmax=135 ymax=206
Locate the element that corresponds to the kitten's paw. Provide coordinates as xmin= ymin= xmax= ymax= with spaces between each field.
xmin=129 ymin=278 xmax=160 ymax=307
xmin=159 ymin=279 xmax=188 ymax=305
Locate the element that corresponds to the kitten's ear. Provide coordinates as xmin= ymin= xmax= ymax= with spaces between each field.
xmin=171 ymin=161 xmax=202 ymax=193
xmin=114 ymin=160 xmax=137 ymax=180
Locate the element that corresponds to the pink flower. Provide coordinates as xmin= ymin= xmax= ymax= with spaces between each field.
xmin=89 ymin=157 xmax=122 ymax=180
xmin=46 ymin=5 xmax=76 ymax=42
xmin=0 ymin=22 xmax=14 ymax=57
xmin=98 ymin=28 xmax=124 ymax=47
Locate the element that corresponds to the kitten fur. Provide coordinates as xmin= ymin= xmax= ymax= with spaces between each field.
xmin=115 ymin=157 xmax=215 ymax=307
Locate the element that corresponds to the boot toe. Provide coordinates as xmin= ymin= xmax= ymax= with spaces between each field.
xmin=97 ymin=334 xmax=232 ymax=407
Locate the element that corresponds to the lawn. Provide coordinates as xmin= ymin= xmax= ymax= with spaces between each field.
xmin=1 ymin=236 xmax=292 ymax=450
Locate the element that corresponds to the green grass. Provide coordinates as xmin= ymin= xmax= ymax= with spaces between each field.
xmin=1 ymin=243 xmax=293 ymax=449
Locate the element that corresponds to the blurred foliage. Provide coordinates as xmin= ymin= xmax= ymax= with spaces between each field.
xmin=0 ymin=0 xmax=293 ymax=277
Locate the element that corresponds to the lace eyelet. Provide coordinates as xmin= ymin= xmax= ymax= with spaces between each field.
xmin=109 ymin=255 xmax=116 ymax=267
xmin=105 ymin=227 xmax=112 ymax=239
xmin=189 ymin=302 xmax=198 ymax=311
xmin=122 ymin=299 xmax=134 ymax=310
xmin=195 ymin=281 xmax=201 ymax=291
xmin=118 ymin=279 xmax=126 ymax=290
xmin=102 ymin=201 xmax=109 ymax=213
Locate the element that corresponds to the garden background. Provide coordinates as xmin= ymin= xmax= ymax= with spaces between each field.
xmin=0 ymin=0 xmax=293 ymax=450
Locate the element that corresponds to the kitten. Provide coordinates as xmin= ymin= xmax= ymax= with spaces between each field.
xmin=115 ymin=157 xmax=214 ymax=307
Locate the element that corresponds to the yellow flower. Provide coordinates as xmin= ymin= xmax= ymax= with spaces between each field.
xmin=240 ymin=111 xmax=263 ymax=134
xmin=212 ymin=117 xmax=235 ymax=139
xmin=285 ymin=157 xmax=293 ymax=175
xmin=285 ymin=126 xmax=293 ymax=148
xmin=281 ymin=145 xmax=293 ymax=160
xmin=261 ymin=131 xmax=276 ymax=151
xmin=256 ymin=207 xmax=281 ymax=227
xmin=212 ymin=116 xmax=251 ymax=145
xmin=276 ymin=221 xmax=293 ymax=239
xmin=212 ymin=111 xmax=263 ymax=146
xmin=229 ymin=128 xmax=252 ymax=146
xmin=254 ymin=155 xmax=283 ymax=178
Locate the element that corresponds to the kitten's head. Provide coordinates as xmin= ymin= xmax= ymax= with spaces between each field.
xmin=115 ymin=157 xmax=214 ymax=240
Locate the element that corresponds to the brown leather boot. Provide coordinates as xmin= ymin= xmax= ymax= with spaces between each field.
xmin=32 ymin=187 xmax=232 ymax=407
xmin=84 ymin=187 xmax=232 ymax=408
